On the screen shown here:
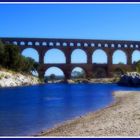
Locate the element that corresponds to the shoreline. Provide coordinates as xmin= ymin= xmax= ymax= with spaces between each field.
xmin=39 ymin=90 xmax=140 ymax=137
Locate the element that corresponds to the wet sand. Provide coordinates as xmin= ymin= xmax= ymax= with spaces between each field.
xmin=40 ymin=91 xmax=140 ymax=136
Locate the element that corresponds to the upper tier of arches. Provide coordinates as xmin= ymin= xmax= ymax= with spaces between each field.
xmin=2 ymin=38 xmax=140 ymax=49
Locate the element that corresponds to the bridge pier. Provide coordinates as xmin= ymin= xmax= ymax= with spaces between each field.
xmin=38 ymin=70 xmax=45 ymax=79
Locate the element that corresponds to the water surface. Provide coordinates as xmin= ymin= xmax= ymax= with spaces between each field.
xmin=0 ymin=83 xmax=140 ymax=136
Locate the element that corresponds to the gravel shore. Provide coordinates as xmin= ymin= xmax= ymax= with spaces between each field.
xmin=41 ymin=91 xmax=140 ymax=136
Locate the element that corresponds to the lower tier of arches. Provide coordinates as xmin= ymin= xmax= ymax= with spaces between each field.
xmin=37 ymin=64 xmax=135 ymax=79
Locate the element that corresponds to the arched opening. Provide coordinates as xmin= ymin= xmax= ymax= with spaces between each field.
xmin=21 ymin=48 xmax=39 ymax=62
xmin=113 ymin=50 xmax=127 ymax=64
xmin=105 ymin=44 xmax=108 ymax=47
xmin=56 ymin=42 xmax=60 ymax=46
xmin=91 ymin=43 xmax=95 ymax=47
xmin=45 ymin=67 xmax=65 ymax=83
xmin=84 ymin=43 xmax=88 ymax=47
xmin=49 ymin=42 xmax=54 ymax=46
xmin=71 ymin=67 xmax=86 ymax=79
xmin=21 ymin=48 xmax=39 ymax=76
xmin=132 ymin=50 xmax=140 ymax=64
xmin=44 ymin=49 xmax=66 ymax=64
xmin=77 ymin=43 xmax=81 ymax=47
xmin=42 ymin=42 xmax=47 ymax=46
xmin=70 ymin=42 xmax=74 ymax=47
xmin=28 ymin=42 xmax=33 ymax=46
xmin=93 ymin=67 xmax=107 ymax=78
xmin=130 ymin=44 xmax=134 ymax=48
xmin=20 ymin=41 xmax=25 ymax=46
xmin=71 ymin=49 xmax=87 ymax=63
xmin=63 ymin=42 xmax=67 ymax=47
xmin=13 ymin=41 xmax=17 ymax=45
xmin=35 ymin=42 xmax=40 ymax=46
xmin=92 ymin=49 xmax=107 ymax=64
xmin=98 ymin=43 xmax=102 ymax=47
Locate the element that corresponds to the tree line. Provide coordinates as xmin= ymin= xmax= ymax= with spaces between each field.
xmin=0 ymin=41 xmax=38 ymax=74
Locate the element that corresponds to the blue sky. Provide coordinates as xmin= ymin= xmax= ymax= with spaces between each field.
xmin=1 ymin=4 xmax=140 ymax=76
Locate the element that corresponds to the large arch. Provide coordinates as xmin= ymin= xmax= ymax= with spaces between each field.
xmin=71 ymin=67 xmax=86 ymax=78
xmin=21 ymin=48 xmax=39 ymax=62
xmin=92 ymin=49 xmax=107 ymax=64
xmin=71 ymin=49 xmax=87 ymax=63
xmin=132 ymin=50 xmax=140 ymax=64
xmin=44 ymin=49 xmax=66 ymax=64
xmin=45 ymin=67 xmax=65 ymax=81
xmin=112 ymin=50 xmax=127 ymax=64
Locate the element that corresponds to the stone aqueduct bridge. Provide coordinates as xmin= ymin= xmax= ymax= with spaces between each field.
xmin=1 ymin=37 xmax=140 ymax=79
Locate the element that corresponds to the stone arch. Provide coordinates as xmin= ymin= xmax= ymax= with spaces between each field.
xmin=84 ymin=43 xmax=88 ymax=47
xmin=45 ymin=67 xmax=65 ymax=81
xmin=124 ymin=44 xmax=128 ymax=48
xmin=92 ymin=49 xmax=107 ymax=64
xmin=91 ymin=43 xmax=95 ymax=47
xmin=130 ymin=44 xmax=134 ymax=48
xmin=104 ymin=43 xmax=108 ymax=47
xmin=42 ymin=42 xmax=47 ymax=46
xmin=112 ymin=50 xmax=127 ymax=64
xmin=35 ymin=41 xmax=40 ymax=46
xmin=98 ymin=43 xmax=102 ymax=47
xmin=71 ymin=49 xmax=87 ymax=63
xmin=111 ymin=44 xmax=115 ymax=48
xmin=71 ymin=67 xmax=86 ymax=78
xmin=44 ymin=48 xmax=66 ymax=64
xmin=77 ymin=42 xmax=81 ymax=47
xmin=28 ymin=41 xmax=33 ymax=46
xmin=132 ymin=50 xmax=140 ymax=64
xmin=118 ymin=44 xmax=121 ymax=48
xmin=20 ymin=41 xmax=25 ymax=46
xmin=70 ymin=42 xmax=74 ymax=47
xmin=49 ymin=42 xmax=54 ymax=46
xmin=56 ymin=42 xmax=60 ymax=46
xmin=135 ymin=44 xmax=139 ymax=48
xmin=63 ymin=42 xmax=67 ymax=47
xmin=13 ymin=41 xmax=17 ymax=45
xmin=21 ymin=48 xmax=39 ymax=62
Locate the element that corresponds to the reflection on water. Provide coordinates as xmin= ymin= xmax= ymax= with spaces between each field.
xmin=0 ymin=83 xmax=140 ymax=136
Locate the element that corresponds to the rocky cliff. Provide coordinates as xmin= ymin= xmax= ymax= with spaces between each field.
xmin=0 ymin=69 xmax=42 ymax=88
xmin=118 ymin=72 xmax=140 ymax=87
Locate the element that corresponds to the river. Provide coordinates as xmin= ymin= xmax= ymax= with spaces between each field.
xmin=0 ymin=83 xmax=140 ymax=136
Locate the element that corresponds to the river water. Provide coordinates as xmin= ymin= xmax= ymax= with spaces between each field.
xmin=0 ymin=83 xmax=140 ymax=136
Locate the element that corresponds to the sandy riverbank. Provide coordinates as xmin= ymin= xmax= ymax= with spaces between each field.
xmin=40 ymin=91 xmax=140 ymax=136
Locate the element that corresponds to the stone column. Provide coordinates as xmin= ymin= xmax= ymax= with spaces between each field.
xmin=107 ymin=51 xmax=113 ymax=77
xmin=127 ymin=52 xmax=132 ymax=65
xmin=39 ymin=50 xmax=45 ymax=64
xmin=38 ymin=69 xmax=45 ymax=79
xmin=87 ymin=48 xmax=93 ymax=64
xmin=64 ymin=71 xmax=71 ymax=80
xmin=65 ymin=48 xmax=72 ymax=64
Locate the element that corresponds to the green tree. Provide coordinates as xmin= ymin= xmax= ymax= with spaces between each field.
xmin=3 ymin=44 xmax=20 ymax=70
xmin=0 ymin=42 xmax=39 ymax=75
xmin=0 ymin=41 xmax=5 ymax=66
xmin=136 ymin=60 xmax=140 ymax=73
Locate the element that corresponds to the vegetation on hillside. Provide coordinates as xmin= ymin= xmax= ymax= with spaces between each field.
xmin=0 ymin=41 xmax=39 ymax=74
xmin=135 ymin=60 xmax=140 ymax=73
